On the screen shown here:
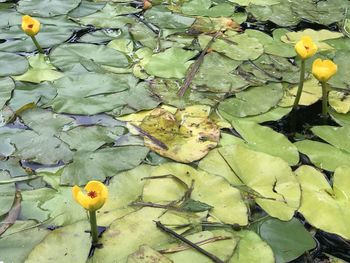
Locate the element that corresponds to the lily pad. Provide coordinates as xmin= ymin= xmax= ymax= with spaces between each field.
xmin=311 ymin=126 xmax=350 ymax=154
xmin=230 ymin=119 xmax=299 ymax=165
xmin=0 ymin=77 xmax=15 ymax=109
xmin=199 ymin=32 xmax=264 ymax=61
xmin=17 ymin=0 xmax=81 ymax=17
xmin=328 ymin=51 xmax=350 ymax=90
xmin=254 ymin=217 xmax=316 ymax=263
xmin=181 ymin=0 xmax=234 ymax=17
xmin=279 ymin=77 xmax=322 ymax=107
xmin=144 ymin=47 xmax=198 ymax=79
xmin=296 ymin=165 xmax=350 ymax=240
xmin=142 ymin=163 xmax=248 ymax=225
xmin=13 ymin=54 xmax=63 ymax=83
xmin=60 ymin=146 xmax=149 ymax=185
xmin=200 ymin=144 xmax=301 ymax=221
xmin=0 ymin=172 xmax=16 ymax=217
xmin=50 ymin=43 xmax=129 ymax=72
xmin=0 ymin=52 xmax=28 ymax=77
xmin=138 ymin=106 xmax=220 ymax=163
xmin=218 ymin=83 xmax=283 ymax=118
xmin=25 ymin=221 xmax=91 ymax=262
xmin=127 ymin=245 xmax=173 ymax=263
xmin=328 ymin=91 xmax=350 ymax=114
xmin=295 ymin=140 xmax=350 ymax=171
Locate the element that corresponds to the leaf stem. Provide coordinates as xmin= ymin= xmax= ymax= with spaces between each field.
xmin=155 ymin=221 xmax=225 ymax=263
xmin=292 ymin=59 xmax=306 ymax=111
xmin=89 ymin=210 xmax=99 ymax=245
xmin=321 ymin=81 xmax=328 ymax=117
xmin=30 ymin=36 xmax=44 ymax=54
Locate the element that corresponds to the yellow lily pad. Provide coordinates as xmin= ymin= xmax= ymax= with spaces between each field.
xmin=328 ymin=91 xmax=350 ymax=114
xmin=281 ymin=29 xmax=343 ymax=51
xmin=138 ymin=105 xmax=220 ymax=163
xmin=296 ymin=165 xmax=350 ymax=240
xmin=278 ymin=77 xmax=322 ymax=107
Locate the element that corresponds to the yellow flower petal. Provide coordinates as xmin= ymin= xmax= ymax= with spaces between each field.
xmin=295 ymin=36 xmax=318 ymax=60
xmin=22 ymin=15 xmax=40 ymax=37
xmin=72 ymin=181 xmax=108 ymax=211
xmin=312 ymin=59 xmax=337 ymax=82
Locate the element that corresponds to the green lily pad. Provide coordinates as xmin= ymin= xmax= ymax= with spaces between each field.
xmin=330 ymin=111 xmax=350 ymax=127
xmin=0 ymin=52 xmax=28 ymax=77
xmin=0 ymin=77 xmax=15 ymax=109
xmin=17 ymin=0 xmax=81 ymax=17
xmin=49 ymin=73 xmax=139 ymax=115
xmin=294 ymin=140 xmax=350 ymax=171
xmin=144 ymin=47 xmax=197 ymax=79
xmin=311 ymin=126 xmax=350 ymax=154
xmin=0 ymin=128 xmax=73 ymax=165
xmin=150 ymin=79 xmax=226 ymax=108
xmin=138 ymin=106 xmax=220 ymax=163
xmin=25 ymin=221 xmax=91 ymax=262
xmin=281 ymin=29 xmax=343 ymax=51
xmin=181 ymin=0 xmax=234 ymax=17
xmin=230 ymin=119 xmax=299 ymax=165
xmin=228 ymin=230 xmax=275 ymax=263
xmin=328 ymin=51 xmax=350 ymax=90
xmin=127 ymin=245 xmax=173 ymax=263
xmin=68 ymin=0 xmax=106 ymax=18
xmin=296 ymin=165 xmax=350 ymax=240
xmin=200 ymin=145 xmax=301 ymax=221
xmin=20 ymin=108 xmax=75 ymax=136
xmin=193 ymin=52 xmax=247 ymax=93
xmin=93 ymin=208 xmax=172 ymax=262
xmin=73 ymin=3 xmax=139 ymax=28
xmin=163 ymin=230 xmax=238 ymax=262
xmin=279 ymin=77 xmax=322 ymax=107
xmin=144 ymin=6 xmax=195 ymax=29
xmin=59 ymin=125 xmax=124 ymax=152
xmin=254 ymin=217 xmax=316 ymax=263
xmin=142 ymin=163 xmax=248 ymax=225
xmin=60 ymin=146 xmax=149 ymax=185
xmin=199 ymin=32 xmax=264 ymax=61
xmin=0 ymin=221 xmax=49 ymax=263
xmin=328 ymin=91 xmax=350 ymax=114
xmin=218 ymin=83 xmax=283 ymax=118
xmin=0 ymin=171 xmax=16 ymax=217
xmin=13 ymin=54 xmax=63 ymax=83
xmin=231 ymin=0 xmax=279 ymax=6
xmin=0 ymin=15 xmax=81 ymax=52
xmin=50 ymin=43 xmax=129 ymax=72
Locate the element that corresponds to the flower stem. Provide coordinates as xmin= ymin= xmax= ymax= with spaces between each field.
xmin=88 ymin=210 xmax=99 ymax=245
xmin=30 ymin=36 xmax=44 ymax=54
xmin=321 ymin=81 xmax=328 ymax=117
xmin=292 ymin=59 xmax=306 ymax=111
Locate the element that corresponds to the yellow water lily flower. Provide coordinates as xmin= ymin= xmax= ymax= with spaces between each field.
xmin=295 ymin=36 xmax=318 ymax=60
xmin=312 ymin=58 xmax=338 ymax=82
xmin=21 ymin=15 xmax=40 ymax=37
xmin=72 ymin=181 xmax=108 ymax=212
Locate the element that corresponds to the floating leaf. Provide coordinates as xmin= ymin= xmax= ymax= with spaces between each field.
xmin=254 ymin=217 xmax=316 ymax=263
xmin=144 ymin=47 xmax=197 ymax=79
xmin=328 ymin=51 xmax=350 ymax=90
xmin=25 ymin=221 xmax=91 ymax=262
xmin=218 ymin=83 xmax=283 ymax=118
xmin=199 ymin=32 xmax=264 ymax=61
xmin=138 ymin=106 xmax=220 ymax=163
xmin=0 ymin=77 xmax=15 ymax=109
xmin=0 ymin=172 xmax=16 ymax=217
xmin=296 ymin=165 xmax=350 ymax=240
xmin=50 ymin=43 xmax=129 ymax=72
xmin=60 ymin=146 xmax=149 ymax=185
xmin=311 ymin=126 xmax=350 ymax=154
xmin=329 ymin=91 xmax=350 ymax=114
xmin=200 ymin=145 xmax=301 ymax=220
xmin=230 ymin=120 xmax=299 ymax=165
xmin=279 ymin=77 xmax=322 ymax=107
xmin=13 ymin=54 xmax=63 ymax=83
xmin=181 ymin=0 xmax=234 ymax=17
xmin=127 ymin=245 xmax=173 ymax=263
xmin=294 ymin=140 xmax=350 ymax=171
xmin=17 ymin=0 xmax=81 ymax=17
xmin=0 ymin=52 xmax=28 ymax=77
xmin=142 ymin=163 xmax=248 ymax=225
